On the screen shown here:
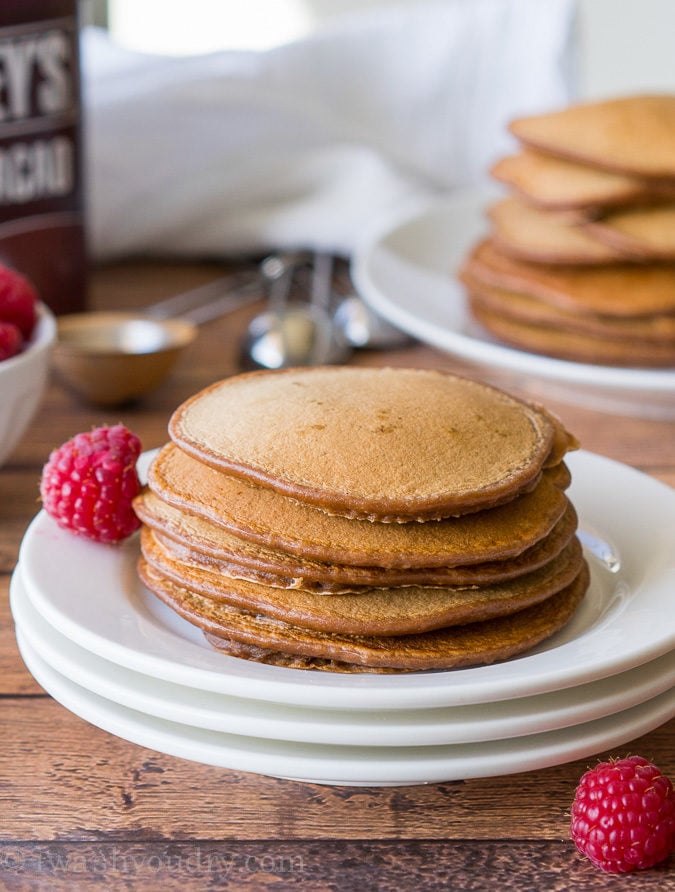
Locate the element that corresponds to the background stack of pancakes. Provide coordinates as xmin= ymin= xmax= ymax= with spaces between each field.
xmin=459 ymin=94 xmax=675 ymax=367
xmin=135 ymin=367 xmax=589 ymax=674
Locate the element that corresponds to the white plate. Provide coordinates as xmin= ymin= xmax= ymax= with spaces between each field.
xmin=13 ymin=567 xmax=675 ymax=747
xmin=17 ymin=450 xmax=675 ymax=711
xmin=15 ymin=629 xmax=675 ymax=786
xmin=351 ymin=191 xmax=675 ymax=419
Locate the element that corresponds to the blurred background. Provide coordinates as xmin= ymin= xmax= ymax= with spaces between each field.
xmin=83 ymin=0 xmax=675 ymax=97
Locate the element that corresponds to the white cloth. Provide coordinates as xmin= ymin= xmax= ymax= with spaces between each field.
xmin=83 ymin=0 xmax=577 ymax=261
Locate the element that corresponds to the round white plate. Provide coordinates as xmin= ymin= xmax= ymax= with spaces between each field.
xmin=13 ymin=567 xmax=675 ymax=747
xmin=351 ymin=191 xmax=675 ymax=419
xmin=15 ymin=630 xmax=675 ymax=786
xmin=17 ymin=450 xmax=675 ymax=711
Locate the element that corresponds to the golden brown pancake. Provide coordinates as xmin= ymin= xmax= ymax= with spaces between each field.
xmin=509 ymin=95 xmax=675 ymax=179
xmin=204 ymin=637 xmax=400 ymax=673
xmin=457 ymin=96 xmax=675 ymax=370
xmin=541 ymin=419 xmax=578 ymax=469
xmin=146 ymin=444 xmax=570 ymax=569
xmin=138 ymin=557 xmax=589 ymax=671
xmin=168 ymin=368 xmax=558 ymax=522
xmin=462 ymin=239 xmax=675 ymax=317
xmin=204 ymin=637 xmax=402 ymax=673
xmin=583 ymin=204 xmax=675 ymax=260
xmin=140 ymin=526 xmax=584 ymax=636
xmin=461 ymin=272 xmax=675 ymax=343
xmin=488 ymin=197 xmax=625 ymax=264
xmin=138 ymin=493 xmax=578 ymax=592
xmin=136 ymin=367 xmax=588 ymax=674
xmin=490 ymin=149 xmax=675 ymax=212
xmin=470 ymin=299 xmax=675 ymax=367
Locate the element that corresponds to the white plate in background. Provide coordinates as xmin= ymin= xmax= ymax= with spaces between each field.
xmin=351 ymin=191 xmax=675 ymax=419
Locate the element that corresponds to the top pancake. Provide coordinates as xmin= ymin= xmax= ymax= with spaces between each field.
xmin=169 ymin=368 xmax=557 ymax=521
xmin=509 ymin=95 xmax=675 ymax=179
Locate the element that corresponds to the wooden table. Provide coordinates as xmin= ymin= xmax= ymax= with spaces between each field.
xmin=2 ymin=259 xmax=673 ymax=890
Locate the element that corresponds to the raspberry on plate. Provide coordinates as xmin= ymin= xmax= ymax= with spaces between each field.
xmin=40 ymin=425 xmax=142 ymax=544
xmin=0 ymin=320 xmax=23 ymax=361
xmin=570 ymin=755 xmax=675 ymax=873
xmin=0 ymin=263 xmax=38 ymax=341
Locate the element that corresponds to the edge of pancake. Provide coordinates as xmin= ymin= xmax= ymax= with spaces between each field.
xmin=138 ymin=558 xmax=589 ymax=671
xmin=462 ymin=238 xmax=675 ymax=318
xmin=460 ymin=270 xmax=675 ymax=344
xmin=470 ymin=299 xmax=675 ymax=367
xmin=582 ymin=206 xmax=675 ymax=261
xmin=489 ymin=150 xmax=667 ymax=212
xmin=139 ymin=528 xmax=584 ymax=636
xmin=142 ymin=500 xmax=578 ymax=593
xmin=487 ymin=198 xmax=627 ymax=265
xmin=508 ymin=95 xmax=675 ymax=180
xmin=202 ymin=636 xmax=401 ymax=673
xmin=145 ymin=446 xmax=570 ymax=569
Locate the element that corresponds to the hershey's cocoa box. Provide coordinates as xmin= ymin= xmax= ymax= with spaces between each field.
xmin=0 ymin=0 xmax=87 ymax=314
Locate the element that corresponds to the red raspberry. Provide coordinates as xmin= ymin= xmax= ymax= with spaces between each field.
xmin=0 ymin=263 xmax=38 ymax=340
xmin=40 ymin=425 xmax=142 ymax=544
xmin=0 ymin=320 xmax=23 ymax=361
xmin=570 ymin=755 xmax=675 ymax=873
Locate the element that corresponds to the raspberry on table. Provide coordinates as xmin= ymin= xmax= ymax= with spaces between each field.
xmin=0 ymin=320 xmax=23 ymax=361
xmin=40 ymin=425 xmax=142 ymax=544
xmin=0 ymin=263 xmax=38 ymax=341
xmin=570 ymin=755 xmax=675 ymax=873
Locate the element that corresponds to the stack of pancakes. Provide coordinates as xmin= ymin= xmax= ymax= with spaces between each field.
xmin=134 ymin=367 xmax=589 ymax=674
xmin=459 ymin=94 xmax=675 ymax=366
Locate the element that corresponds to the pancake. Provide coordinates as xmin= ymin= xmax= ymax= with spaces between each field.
xmin=138 ymin=493 xmax=578 ymax=592
xmin=583 ymin=204 xmax=675 ymax=260
xmin=462 ymin=239 xmax=675 ymax=317
xmin=140 ymin=527 xmax=584 ymax=636
xmin=541 ymin=419 xmax=578 ymax=469
xmin=490 ymin=149 xmax=675 ymax=212
xmin=509 ymin=95 xmax=675 ymax=179
xmin=470 ymin=299 xmax=675 ymax=367
xmin=138 ymin=558 xmax=589 ymax=671
xmin=203 ymin=637 xmax=399 ymax=673
xmin=488 ymin=197 xmax=625 ymax=264
xmin=168 ymin=368 xmax=558 ymax=522
xmin=461 ymin=272 xmax=675 ymax=343
xmin=146 ymin=444 xmax=570 ymax=569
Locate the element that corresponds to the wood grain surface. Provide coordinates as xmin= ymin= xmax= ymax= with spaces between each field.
xmin=1 ymin=259 xmax=673 ymax=891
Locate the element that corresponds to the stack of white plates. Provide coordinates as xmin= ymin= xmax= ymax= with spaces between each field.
xmin=11 ymin=450 xmax=675 ymax=786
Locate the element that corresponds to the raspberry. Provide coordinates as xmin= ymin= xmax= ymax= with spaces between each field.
xmin=40 ymin=425 xmax=142 ymax=543
xmin=570 ymin=755 xmax=675 ymax=873
xmin=0 ymin=320 xmax=23 ymax=361
xmin=0 ymin=263 xmax=38 ymax=340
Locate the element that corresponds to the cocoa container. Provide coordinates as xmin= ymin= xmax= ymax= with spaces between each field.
xmin=0 ymin=0 xmax=87 ymax=314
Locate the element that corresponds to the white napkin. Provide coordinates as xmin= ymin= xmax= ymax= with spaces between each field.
xmin=83 ymin=0 xmax=577 ymax=261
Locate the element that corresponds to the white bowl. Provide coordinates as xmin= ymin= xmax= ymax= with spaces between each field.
xmin=0 ymin=303 xmax=57 ymax=467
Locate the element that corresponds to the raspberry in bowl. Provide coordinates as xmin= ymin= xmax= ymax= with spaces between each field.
xmin=0 ymin=266 xmax=56 ymax=467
